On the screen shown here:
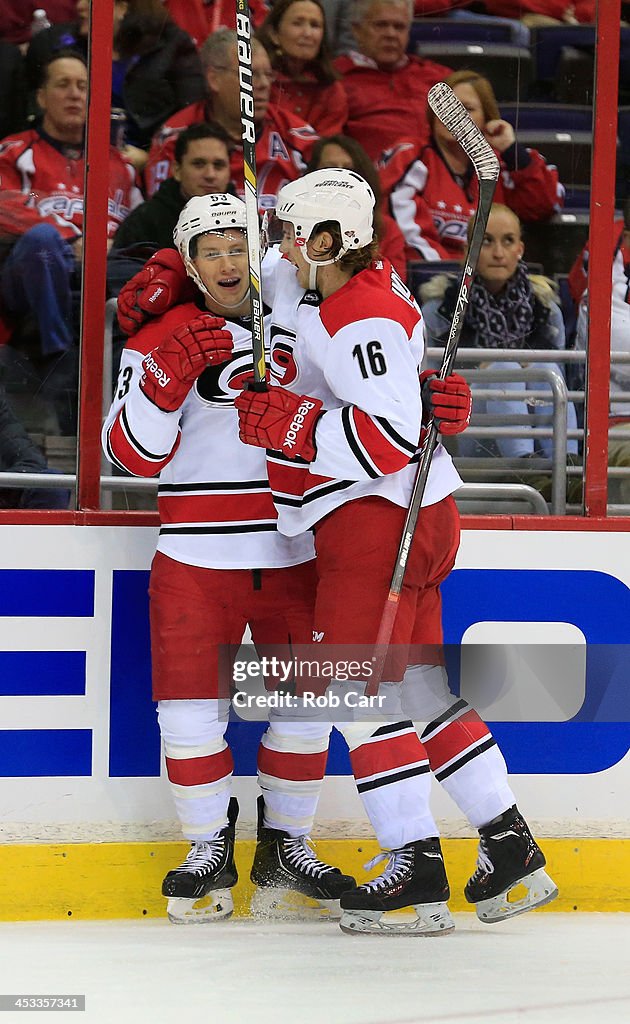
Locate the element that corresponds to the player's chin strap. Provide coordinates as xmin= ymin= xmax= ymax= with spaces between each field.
xmin=302 ymin=244 xmax=350 ymax=292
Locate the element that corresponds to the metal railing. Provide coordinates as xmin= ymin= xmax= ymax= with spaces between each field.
xmin=426 ymin=347 xmax=630 ymax=514
xmin=2 ymin=348 xmax=629 ymax=517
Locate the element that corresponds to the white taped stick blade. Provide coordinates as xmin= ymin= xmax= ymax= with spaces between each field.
xmin=428 ymin=82 xmax=500 ymax=181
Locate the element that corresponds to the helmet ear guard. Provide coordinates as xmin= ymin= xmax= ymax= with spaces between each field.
xmin=276 ymin=168 xmax=376 ymax=272
xmin=173 ymin=194 xmax=248 ymax=297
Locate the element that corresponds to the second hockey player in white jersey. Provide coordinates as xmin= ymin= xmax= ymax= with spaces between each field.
xmin=236 ymin=168 xmax=558 ymax=933
xmin=102 ymin=194 xmax=356 ymax=924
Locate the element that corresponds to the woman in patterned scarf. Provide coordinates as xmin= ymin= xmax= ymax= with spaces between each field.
xmin=419 ymin=203 xmax=578 ymax=462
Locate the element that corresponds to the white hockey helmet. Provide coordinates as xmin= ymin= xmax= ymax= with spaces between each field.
xmin=276 ymin=168 xmax=375 ymax=268
xmin=174 ymin=193 xmax=247 ymax=295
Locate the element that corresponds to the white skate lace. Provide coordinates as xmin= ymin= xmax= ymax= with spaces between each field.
xmin=283 ymin=836 xmax=335 ymax=878
xmin=174 ymin=839 xmax=225 ymax=876
xmin=470 ymin=837 xmax=494 ymax=882
xmin=360 ymin=848 xmax=414 ymax=892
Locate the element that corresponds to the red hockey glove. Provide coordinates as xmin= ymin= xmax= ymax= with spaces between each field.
xmin=420 ymin=370 xmax=472 ymax=436
xmin=235 ymin=385 xmax=323 ymax=461
xmin=140 ymin=315 xmax=233 ymax=412
xmin=117 ymin=249 xmax=193 ymax=335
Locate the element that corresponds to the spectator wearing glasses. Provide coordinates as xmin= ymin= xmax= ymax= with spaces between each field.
xmin=145 ymin=28 xmax=318 ymax=209
xmin=256 ymin=0 xmax=347 ymax=137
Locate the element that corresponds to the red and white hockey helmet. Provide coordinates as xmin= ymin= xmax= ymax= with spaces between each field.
xmin=276 ymin=168 xmax=375 ymax=267
xmin=174 ymin=193 xmax=247 ymax=296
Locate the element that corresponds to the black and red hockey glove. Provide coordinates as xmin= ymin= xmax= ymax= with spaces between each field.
xmin=140 ymin=315 xmax=233 ymax=412
xmin=420 ymin=370 xmax=472 ymax=436
xmin=235 ymin=385 xmax=323 ymax=461
xmin=117 ymin=249 xmax=194 ymax=336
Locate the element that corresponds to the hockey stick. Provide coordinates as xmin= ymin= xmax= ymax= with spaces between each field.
xmin=365 ymin=82 xmax=500 ymax=697
xmin=235 ymin=0 xmax=266 ymax=388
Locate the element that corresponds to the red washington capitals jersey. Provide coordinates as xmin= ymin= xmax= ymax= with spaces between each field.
xmin=0 ymin=129 xmax=142 ymax=240
xmin=144 ymin=100 xmax=318 ymax=209
xmin=384 ymin=140 xmax=564 ymax=261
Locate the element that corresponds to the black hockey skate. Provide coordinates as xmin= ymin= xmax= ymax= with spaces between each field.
xmin=339 ymin=838 xmax=454 ymax=935
xmin=465 ymin=805 xmax=558 ymax=924
xmin=250 ymin=797 xmax=356 ymax=920
xmin=162 ymin=797 xmax=239 ymax=924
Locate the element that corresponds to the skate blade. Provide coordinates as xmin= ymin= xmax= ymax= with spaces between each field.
xmin=166 ymin=888 xmax=234 ymax=924
xmin=250 ymin=886 xmax=341 ymax=921
xmin=339 ymin=902 xmax=454 ymax=936
xmin=475 ymin=868 xmax=559 ymax=924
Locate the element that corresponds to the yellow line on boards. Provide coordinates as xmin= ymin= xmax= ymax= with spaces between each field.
xmin=2 ymin=839 xmax=628 ymax=921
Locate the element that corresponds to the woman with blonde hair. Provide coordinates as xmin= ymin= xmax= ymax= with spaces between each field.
xmin=420 ymin=203 xmax=578 ymax=462
xmin=385 ymin=69 xmax=564 ymax=262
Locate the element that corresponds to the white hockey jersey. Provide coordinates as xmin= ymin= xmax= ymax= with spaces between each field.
xmin=266 ymin=255 xmax=462 ymax=537
xmin=101 ymin=272 xmax=315 ymax=570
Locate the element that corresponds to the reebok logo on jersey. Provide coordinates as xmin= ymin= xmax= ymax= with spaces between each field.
xmin=143 ymin=355 xmax=170 ymax=388
xmin=282 ymin=400 xmax=317 ymax=450
xmin=313 ymin=630 xmax=325 ymax=642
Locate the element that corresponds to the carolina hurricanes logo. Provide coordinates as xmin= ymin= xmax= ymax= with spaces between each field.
xmin=270 ymin=326 xmax=298 ymax=386
xmin=195 ymin=350 xmax=269 ymax=406
xmin=272 ymin=341 xmax=298 ymax=386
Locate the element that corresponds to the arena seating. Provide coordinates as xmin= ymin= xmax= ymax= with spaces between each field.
xmin=409 ymin=17 xmax=519 ymax=49
xmin=500 ymin=103 xmax=592 ymax=133
xmin=515 ymin=130 xmax=593 ymax=188
xmin=414 ymin=41 xmax=532 ymax=103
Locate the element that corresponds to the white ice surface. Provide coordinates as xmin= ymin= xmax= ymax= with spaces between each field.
xmin=1 ymin=915 xmax=629 ymax=1024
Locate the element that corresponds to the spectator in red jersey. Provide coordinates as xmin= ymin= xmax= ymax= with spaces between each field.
xmin=0 ymin=1 xmax=75 ymax=46
xmin=26 ymin=1 xmax=206 ymax=160
xmin=334 ymin=0 xmax=451 ymax=164
xmin=256 ymin=0 xmax=348 ymax=137
xmin=0 ymin=52 xmax=141 ymax=428
xmin=386 ymin=69 xmax=564 ymax=262
xmin=164 ymin=0 xmax=269 ymax=47
xmin=144 ymin=28 xmax=318 ymax=208
xmin=306 ymin=133 xmax=408 ymax=281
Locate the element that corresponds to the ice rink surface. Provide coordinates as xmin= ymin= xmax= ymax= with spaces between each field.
xmin=1 ymin=914 xmax=629 ymax=1024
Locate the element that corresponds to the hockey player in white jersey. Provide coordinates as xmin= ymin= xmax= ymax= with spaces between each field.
xmin=235 ymin=168 xmax=558 ymax=933
xmin=102 ymin=194 xmax=356 ymax=924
